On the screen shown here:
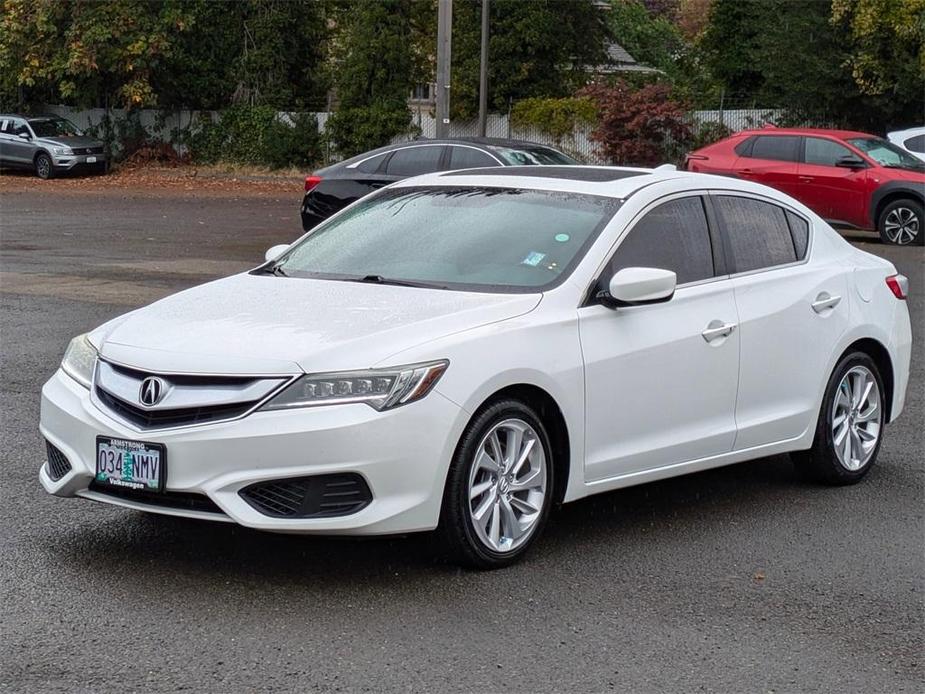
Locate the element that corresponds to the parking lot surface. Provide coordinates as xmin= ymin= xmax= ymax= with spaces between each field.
xmin=1 ymin=184 xmax=922 ymax=693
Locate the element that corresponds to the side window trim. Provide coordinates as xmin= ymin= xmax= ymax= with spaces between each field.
xmin=701 ymin=194 xmax=730 ymax=277
xmin=707 ymin=190 xmax=813 ymax=277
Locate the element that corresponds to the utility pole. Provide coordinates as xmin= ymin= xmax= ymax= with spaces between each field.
xmin=477 ymin=0 xmax=489 ymax=137
xmin=435 ymin=0 xmax=453 ymax=139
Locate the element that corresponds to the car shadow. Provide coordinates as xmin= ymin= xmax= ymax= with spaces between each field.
xmin=38 ymin=452 xmax=813 ymax=588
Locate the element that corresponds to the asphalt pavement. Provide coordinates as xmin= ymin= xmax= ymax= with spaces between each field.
xmin=1 ymin=183 xmax=922 ymax=693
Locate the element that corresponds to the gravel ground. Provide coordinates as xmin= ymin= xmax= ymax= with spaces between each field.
xmin=1 ymin=183 xmax=922 ymax=693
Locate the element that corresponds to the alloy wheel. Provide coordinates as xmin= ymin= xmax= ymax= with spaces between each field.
xmin=831 ymin=365 xmax=881 ymax=471
xmin=36 ymin=155 xmax=51 ymax=179
xmin=883 ymin=207 xmax=919 ymax=245
xmin=467 ymin=418 xmax=547 ymax=553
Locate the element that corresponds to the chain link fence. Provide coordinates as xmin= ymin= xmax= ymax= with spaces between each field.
xmin=43 ymin=99 xmax=831 ymax=167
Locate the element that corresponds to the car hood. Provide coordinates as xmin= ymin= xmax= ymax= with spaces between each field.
xmin=92 ymin=273 xmax=541 ymax=375
xmin=877 ymin=165 xmax=925 ymax=181
xmin=38 ymin=135 xmax=103 ymax=149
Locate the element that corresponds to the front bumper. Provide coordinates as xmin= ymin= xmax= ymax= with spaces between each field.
xmin=40 ymin=369 xmax=466 ymax=535
xmin=52 ymin=153 xmax=107 ymax=172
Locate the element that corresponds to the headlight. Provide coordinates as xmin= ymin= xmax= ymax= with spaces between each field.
xmin=260 ymin=360 xmax=449 ymax=412
xmin=61 ymin=334 xmax=98 ymax=388
xmin=52 ymin=146 xmax=73 ymax=155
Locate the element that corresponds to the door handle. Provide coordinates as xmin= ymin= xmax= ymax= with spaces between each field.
xmin=811 ymin=293 xmax=841 ymax=313
xmin=702 ymin=320 xmax=737 ymax=342
xmin=740 ymin=168 xmax=754 ymax=175
xmin=799 ymin=176 xmax=814 ymax=182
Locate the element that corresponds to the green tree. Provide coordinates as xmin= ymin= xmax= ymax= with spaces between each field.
xmin=0 ymin=0 xmax=193 ymax=109
xmin=449 ymin=0 xmax=610 ymax=119
xmin=753 ymin=0 xmax=860 ymax=126
xmin=325 ymin=0 xmax=428 ymax=156
xmin=699 ymin=0 xmax=922 ymax=131
xmin=607 ymin=0 xmax=719 ymax=106
xmin=698 ymin=0 xmax=765 ymax=98
xmin=832 ymin=0 xmax=925 ymax=106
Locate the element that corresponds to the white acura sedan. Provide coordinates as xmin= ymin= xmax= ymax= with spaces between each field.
xmin=40 ymin=166 xmax=912 ymax=568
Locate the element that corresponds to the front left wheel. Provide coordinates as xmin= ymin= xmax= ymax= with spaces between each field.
xmin=35 ymin=153 xmax=54 ymax=180
xmin=438 ymin=399 xmax=554 ymax=569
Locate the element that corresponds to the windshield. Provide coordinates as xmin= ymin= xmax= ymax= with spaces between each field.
xmin=848 ymin=137 xmax=924 ymax=171
xmin=28 ymin=117 xmax=82 ymax=138
xmin=492 ymin=146 xmax=579 ymax=165
xmin=274 ymin=186 xmax=620 ymax=292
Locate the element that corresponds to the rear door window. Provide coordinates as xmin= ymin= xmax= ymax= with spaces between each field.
xmin=355 ymin=153 xmax=388 ymax=173
xmin=384 ymin=146 xmax=445 ymax=176
xmin=447 ymin=146 xmax=498 ymax=170
xmin=608 ymin=197 xmax=715 ymax=285
xmin=713 ymin=195 xmax=797 ymax=273
xmin=803 ymin=137 xmax=854 ymax=166
xmin=748 ymin=135 xmax=800 ymax=162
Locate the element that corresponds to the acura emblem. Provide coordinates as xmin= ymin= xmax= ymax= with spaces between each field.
xmin=139 ymin=376 xmax=168 ymax=407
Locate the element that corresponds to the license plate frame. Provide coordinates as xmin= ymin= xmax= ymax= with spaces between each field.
xmin=95 ymin=436 xmax=167 ymax=493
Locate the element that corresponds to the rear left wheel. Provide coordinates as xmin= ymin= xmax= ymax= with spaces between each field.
xmin=793 ymin=352 xmax=885 ymax=485
xmin=438 ymin=399 xmax=554 ymax=569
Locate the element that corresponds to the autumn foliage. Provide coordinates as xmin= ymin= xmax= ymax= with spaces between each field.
xmin=578 ymin=80 xmax=691 ymax=167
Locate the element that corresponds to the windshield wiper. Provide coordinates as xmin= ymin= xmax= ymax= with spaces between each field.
xmin=258 ymin=263 xmax=288 ymax=277
xmin=883 ymin=163 xmax=925 ymax=171
xmin=344 ymin=274 xmax=447 ymax=289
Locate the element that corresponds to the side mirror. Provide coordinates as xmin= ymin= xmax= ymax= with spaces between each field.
xmin=835 ymin=155 xmax=865 ymax=169
xmin=17 ymin=132 xmax=31 ymax=140
xmin=264 ymin=244 xmax=290 ymax=262
xmin=600 ymin=267 xmax=677 ymax=308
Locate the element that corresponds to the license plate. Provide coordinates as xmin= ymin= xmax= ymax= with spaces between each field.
xmin=95 ymin=437 xmax=166 ymax=492
xmin=86 ymin=156 xmax=97 ymax=163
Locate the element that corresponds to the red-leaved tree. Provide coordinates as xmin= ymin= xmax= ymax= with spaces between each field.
xmin=578 ymin=80 xmax=691 ymax=166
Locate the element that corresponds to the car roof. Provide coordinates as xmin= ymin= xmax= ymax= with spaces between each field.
xmin=325 ymin=137 xmax=569 ymax=171
xmin=888 ymin=127 xmax=925 ymax=137
xmin=738 ymin=126 xmax=874 ymax=140
xmin=392 ymin=165 xmax=755 ymax=200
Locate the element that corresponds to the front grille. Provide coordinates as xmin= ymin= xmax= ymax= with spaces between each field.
xmin=75 ymin=146 xmax=104 ymax=155
xmin=45 ymin=441 xmax=72 ymax=481
xmin=96 ymin=387 xmax=253 ymax=429
xmin=88 ymin=480 xmax=224 ymax=515
xmin=93 ymin=361 xmax=285 ymax=431
xmin=240 ymin=474 xmax=372 ymax=518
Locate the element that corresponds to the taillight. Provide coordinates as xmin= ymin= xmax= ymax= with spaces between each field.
xmin=886 ymin=274 xmax=909 ymax=300
xmin=304 ymin=175 xmax=322 ymax=192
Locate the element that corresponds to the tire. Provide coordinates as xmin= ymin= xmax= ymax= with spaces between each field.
xmin=437 ymin=398 xmax=555 ymax=569
xmin=34 ymin=152 xmax=53 ymax=180
xmin=877 ymin=198 xmax=923 ymax=246
xmin=792 ymin=351 xmax=886 ymax=485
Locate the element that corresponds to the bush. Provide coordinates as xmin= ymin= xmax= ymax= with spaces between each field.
xmin=578 ymin=80 xmax=691 ymax=166
xmin=185 ymin=106 xmax=322 ymax=168
xmin=510 ymin=97 xmax=598 ymax=146
xmin=325 ymin=104 xmax=416 ymax=159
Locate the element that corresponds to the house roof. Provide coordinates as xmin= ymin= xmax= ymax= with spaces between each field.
xmin=593 ymin=41 xmax=660 ymax=74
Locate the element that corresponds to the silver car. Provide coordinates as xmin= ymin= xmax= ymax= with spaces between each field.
xmin=0 ymin=114 xmax=107 ymax=179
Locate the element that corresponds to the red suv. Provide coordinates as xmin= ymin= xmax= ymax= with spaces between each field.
xmin=685 ymin=127 xmax=925 ymax=245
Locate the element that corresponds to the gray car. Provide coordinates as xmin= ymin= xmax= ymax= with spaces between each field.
xmin=0 ymin=114 xmax=107 ymax=179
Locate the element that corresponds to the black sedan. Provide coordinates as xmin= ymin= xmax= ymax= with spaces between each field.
xmin=299 ymin=137 xmax=578 ymax=231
